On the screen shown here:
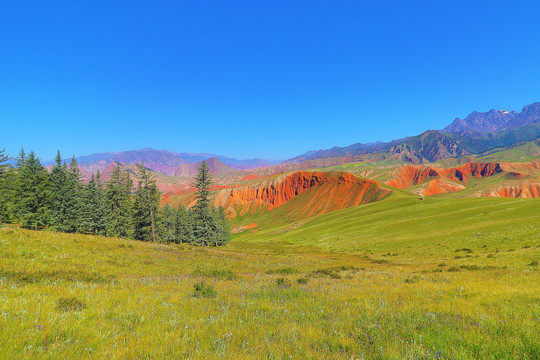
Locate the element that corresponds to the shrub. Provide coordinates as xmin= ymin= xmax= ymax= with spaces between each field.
xmin=276 ymin=277 xmax=291 ymax=288
xmin=266 ymin=267 xmax=296 ymax=275
xmin=56 ymin=296 xmax=86 ymax=312
xmin=447 ymin=266 xmax=461 ymax=272
xmin=529 ymin=260 xmax=538 ymax=267
xmin=296 ymin=277 xmax=309 ymax=285
xmin=192 ymin=281 xmax=217 ymax=298
xmin=455 ymin=248 xmax=473 ymax=253
xmin=193 ymin=266 xmax=236 ymax=280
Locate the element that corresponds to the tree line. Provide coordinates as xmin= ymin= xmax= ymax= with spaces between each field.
xmin=0 ymin=149 xmax=230 ymax=246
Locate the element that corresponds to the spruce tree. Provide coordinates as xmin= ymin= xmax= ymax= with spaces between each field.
xmin=175 ymin=205 xmax=193 ymax=243
xmin=81 ymin=173 xmax=107 ymax=235
xmin=133 ymin=163 xmax=160 ymax=242
xmin=158 ymin=203 xmax=176 ymax=244
xmin=65 ymin=156 xmax=84 ymax=232
xmin=94 ymin=170 xmax=108 ymax=235
xmin=0 ymin=149 xmax=12 ymax=225
xmin=211 ymin=206 xmax=231 ymax=246
xmin=12 ymin=149 xmax=26 ymax=224
xmin=191 ymin=161 xmax=214 ymax=245
xmin=48 ymin=151 xmax=70 ymax=230
xmin=106 ymin=164 xmax=133 ymax=238
xmin=18 ymin=151 xmax=49 ymax=229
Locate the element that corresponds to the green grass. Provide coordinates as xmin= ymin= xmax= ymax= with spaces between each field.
xmin=0 ymin=195 xmax=539 ymax=359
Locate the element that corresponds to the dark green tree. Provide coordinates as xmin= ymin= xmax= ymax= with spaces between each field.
xmin=106 ymin=164 xmax=133 ymax=238
xmin=0 ymin=149 xmax=13 ymax=225
xmin=48 ymin=151 xmax=70 ymax=230
xmin=210 ymin=206 xmax=231 ymax=246
xmin=133 ymin=163 xmax=160 ymax=242
xmin=158 ymin=203 xmax=176 ymax=244
xmin=94 ymin=170 xmax=108 ymax=235
xmin=81 ymin=172 xmax=107 ymax=235
xmin=18 ymin=151 xmax=49 ymax=230
xmin=65 ymin=156 xmax=84 ymax=232
xmin=191 ymin=161 xmax=214 ymax=245
xmin=175 ymin=204 xmax=193 ymax=243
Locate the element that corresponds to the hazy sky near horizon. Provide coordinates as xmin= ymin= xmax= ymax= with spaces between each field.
xmin=2 ymin=1 xmax=540 ymax=161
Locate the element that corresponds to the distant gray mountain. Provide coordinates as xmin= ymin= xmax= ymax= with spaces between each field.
xmin=71 ymin=148 xmax=276 ymax=176
xmin=284 ymin=102 xmax=540 ymax=164
xmin=443 ymin=102 xmax=540 ymax=136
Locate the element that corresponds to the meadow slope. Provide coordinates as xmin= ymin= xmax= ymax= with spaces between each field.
xmin=0 ymin=195 xmax=539 ymax=359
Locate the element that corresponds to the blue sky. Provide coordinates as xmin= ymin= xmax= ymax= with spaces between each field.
xmin=1 ymin=1 xmax=540 ymax=161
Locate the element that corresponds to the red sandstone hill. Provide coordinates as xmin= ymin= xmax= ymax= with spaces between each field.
xmin=213 ymin=171 xmax=391 ymax=218
xmin=386 ymin=162 xmax=504 ymax=191
xmin=385 ymin=161 xmax=539 ymax=198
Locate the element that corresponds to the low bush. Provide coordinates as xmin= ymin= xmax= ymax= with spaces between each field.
xmin=192 ymin=281 xmax=217 ymax=298
xmin=56 ymin=296 xmax=86 ymax=312
xmin=276 ymin=277 xmax=291 ymax=288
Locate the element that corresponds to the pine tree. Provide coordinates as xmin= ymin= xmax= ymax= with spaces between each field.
xmin=106 ymin=164 xmax=133 ymax=238
xmin=158 ymin=203 xmax=176 ymax=244
xmin=210 ymin=206 xmax=231 ymax=246
xmin=81 ymin=173 xmax=108 ymax=235
xmin=65 ymin=156 xmax=84 ymax=232
xmin=12 ymin=148 xmax=27 ymax=224
xmin=48 ymin=151 xmax=70 ymax=230
xmin=133 ymin=163 xmax=160 ymax=242
xmin=175 ymin=205 xmax=193 ymax=243
xmin=94 ymin=170 xmax=108 ymax=235
xmin=191 ymin=160 xmax=214 ymax=245
xmin=18 ymin=151 xmax=49 ymax=230
xmin=0 ymin=149 xmax=8 ymax=172
xmin=0 ymin=149 xmax=12 ymax=225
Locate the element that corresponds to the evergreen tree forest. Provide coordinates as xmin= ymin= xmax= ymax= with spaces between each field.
xmin=0 ymin=150 xmax=230 ymax=246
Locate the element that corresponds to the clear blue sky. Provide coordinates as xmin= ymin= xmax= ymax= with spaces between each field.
xmin=1 ymin=1 xmax=540 ymax=161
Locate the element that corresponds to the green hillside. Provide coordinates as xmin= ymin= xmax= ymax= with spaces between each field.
xmin=1 ymin=194 xmax=538 ymax=359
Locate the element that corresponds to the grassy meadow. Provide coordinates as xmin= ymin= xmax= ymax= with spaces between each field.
xmin=0 ymin=194 xmax=539 ymax=359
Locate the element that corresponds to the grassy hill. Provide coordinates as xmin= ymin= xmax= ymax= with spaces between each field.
xmin=1 ymin=194 xmax=539 ymax=359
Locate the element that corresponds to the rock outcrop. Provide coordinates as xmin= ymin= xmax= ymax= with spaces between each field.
xmin=214 ymin=171 xmax=391 ymax=218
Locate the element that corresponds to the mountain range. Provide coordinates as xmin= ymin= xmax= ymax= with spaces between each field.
xmin=51 ymin=101 xmax=540 ymax=177
xmin=287 ymin=102 xmax=540 ymax=164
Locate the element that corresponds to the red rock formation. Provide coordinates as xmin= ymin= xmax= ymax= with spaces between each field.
xmin=417 ymin=179 xmax=466 ymax=196
xmin=240 ymin=174 xmax=263 ymax=182
xmin=440 ymin=162 xmax=503 ymax=183
xmin=501 ymin=160 xmax=540 ymax=176
xmin=386 ymin=162 xmax=506 ymax=192
xmin=485 ymin=182 xmax=540 ymax=198
xmin=214 ymin=171 xmax=391 ymax=218
xmin=385 ymin=166 xmax=440 ymax=189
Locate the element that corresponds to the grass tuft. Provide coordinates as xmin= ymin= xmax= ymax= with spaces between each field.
xmin=192 ymin=281 xmax=217 ymax=298
xmin=56 ymin=296 xmax=86 ymax=312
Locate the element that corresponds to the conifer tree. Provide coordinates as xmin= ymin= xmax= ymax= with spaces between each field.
xmin=12 ymin=148 xmax=27 ymax=224
xmin=94 ymin=170 xmax=108 ymax=235
xmin=18 ymin=151 xmax=49 ymax=229
xmin=48 ymin=151 xmax=70 ymax=230
xmin=65 ymin=156 xmax=84 ymax=232
xmin=158 ymin=203 xmax=176 ymax=244
xmin=133 ymin=163 xmax=160 ymax=242
xmin=175 ymin=205 xmax=193 ymax=243
xmin=81 ymin=173 xmax=108 ymax=235
xmin=191 ymin=160 xmax=214 ymax=245
xmin=106 ymin=164 xmax=133 ymax=238
xmin=0 ymin=149 xmax=12 ymax=225
xmin=211 ymin=206 xmax=231 ymax=246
